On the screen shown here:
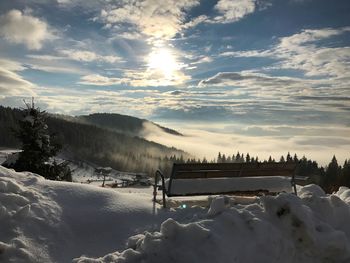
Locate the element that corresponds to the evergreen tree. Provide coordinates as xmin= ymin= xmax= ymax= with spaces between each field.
xmin=293 ymin=153 xmax=299 ymax=163
xmin=245 ymin=153 xmax=251 ymax=163
xmin=217 ymin=152 xmax=222 ymax=163
xmin=323 ymin=155 xmax=341 ymax=193
xmin=235 ymin=151 xmax=241 ymax=162
xmin=13 ymin=100 xmax=59 ymax=171
xmin=341 ymin=159 xmax=350 ymax=187
xmin=10 ymin=99 xmax=70 ymax=181
xmin=231 ymin=153 xmax=235 ymax=162
xmin=221 ymin=154 xmax=226 ymax=163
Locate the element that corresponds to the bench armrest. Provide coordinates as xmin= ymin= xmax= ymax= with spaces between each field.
xmin=153 ymin=169 xmax=167 ymax=208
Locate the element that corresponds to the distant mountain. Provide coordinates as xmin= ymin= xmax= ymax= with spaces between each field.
xmin=73 ymin=113 xmax=182 ymax=137
xmin=0 ymin=106 xmax=189 ymax=176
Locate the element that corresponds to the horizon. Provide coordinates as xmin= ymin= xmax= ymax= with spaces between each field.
xmin=1 ymin=104 xmax=346 ymax=167
xmin=0 ymin=0 xmax=349 ymax=166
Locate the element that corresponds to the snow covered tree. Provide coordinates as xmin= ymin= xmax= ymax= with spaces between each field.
xmin=10 ymin=99 xmax=71 ymax=181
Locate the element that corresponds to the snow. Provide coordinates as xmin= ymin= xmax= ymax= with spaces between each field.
xmin=0 ymin=149 xmax=20 ymax=166
xmin=165 ymin=176 xmax=294 ymax=195
xmin=2 ymin=165 xmax=350 ymax=263
xmin=0 ymin=165 xmax=171 ymax=262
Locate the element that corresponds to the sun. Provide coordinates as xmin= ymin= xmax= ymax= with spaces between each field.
xmin=147 ymin=48 xmax=180 ymax=79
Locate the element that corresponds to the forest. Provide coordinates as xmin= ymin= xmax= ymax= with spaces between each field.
xmin=0 ymin=105 xmax=188 ymax=176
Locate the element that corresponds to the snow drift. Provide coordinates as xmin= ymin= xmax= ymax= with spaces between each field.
xmin=0 ymin=165 xmax=166 ymax=262
xmin=1 ymin=165 xmax=350 ymax=263
xmin=74 ymin=186 xmax=350 ymax=263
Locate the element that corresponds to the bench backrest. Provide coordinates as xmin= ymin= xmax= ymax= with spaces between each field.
xmin=171 ymin=162 xmax=296 ymax=179
xmin=167 ymin=162 xmax=296 ymax=195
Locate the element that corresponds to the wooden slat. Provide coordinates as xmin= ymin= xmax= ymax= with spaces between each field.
xmin=167 ymin=189 xmax=276 ymax=197
xmin=173 ymin=162 xmax=296 ymax=172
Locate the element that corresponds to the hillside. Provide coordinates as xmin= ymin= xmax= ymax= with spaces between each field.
xmin=75 ymin=113 xmax=182 ymax=137
xmin=0 ymin=106 xmax=188 ymax=176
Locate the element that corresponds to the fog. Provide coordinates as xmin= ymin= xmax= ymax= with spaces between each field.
xmin=142 ymin=121 xmax=350 ymax=166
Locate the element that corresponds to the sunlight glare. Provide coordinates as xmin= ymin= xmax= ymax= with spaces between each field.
xmin=147 ymin=48 xmax=180 ymax=79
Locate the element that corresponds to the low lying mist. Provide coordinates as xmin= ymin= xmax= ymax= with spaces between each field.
xmin=142 ymin=121 xmax=350 ymax=166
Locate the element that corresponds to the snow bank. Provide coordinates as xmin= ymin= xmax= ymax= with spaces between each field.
xmin=0 ymin=166 xmax=168 ymax=262
xmin=75 ymin=184 xmax=350 ymax=263
xmin=0 ymin=166 xmax=60 ymax=263
xmin=2 ymin=164 xmax=350 ymax=263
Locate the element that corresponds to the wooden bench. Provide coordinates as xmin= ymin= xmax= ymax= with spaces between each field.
xmin=153 ymin=162 xmax=297 ymax=208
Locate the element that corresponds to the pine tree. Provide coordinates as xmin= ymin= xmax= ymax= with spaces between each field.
xmin=323 ymin=155 xmax=341 ymax=192
xmin=13 ymin=100 xmax=59 ymax=172
xmin=341 ymin=159 xmax=350 ymax=187
xmin=221 ymin=154 xmax=226 ymax=163
xmin=217 ymin=152 xmax=222 ymax=163
xmin=245 ymin=153 xmax=250 ymax=163
xmin=293 ymin=153 xmax=299 ymax=163
xmin=231 ymin=153 xmax=235 ymax=162
xmin=10 ymin=99 xmax=70 ymax=181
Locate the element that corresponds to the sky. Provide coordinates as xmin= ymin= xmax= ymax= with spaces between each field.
xmin=0 ymin=0 xmax=349 ymax=165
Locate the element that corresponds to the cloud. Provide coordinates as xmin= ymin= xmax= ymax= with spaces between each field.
xmin=59 ymin=49 xmax=122 ymax=63
xmin=0 ymin=65 xmax=35 ymax=97
xmin=190 ymin=56 xmax=213 ymax=65
xmin=274 ymin=27 xmax=350 ymax=78
xmin=198 ymin=71 xmax=297 ymax=87
xmin=221 ymin=27 xmax=350 ymax=79
xmin=207 ymin=28 xmax=350 ymax=119
xmin=219 ymin=50 xmax=270 ymax=58
xmin=79 ymin=74 xmax=125 ymax=86
xmin=0 ymin=9 xmax=53 ymax=50
xmin=0 ymin=59 xmax=26 ymax=72
xmin=183 ymin=15 xmax=209 ymax=29
xmin=213 ymin=0 xmax=256 ymax=23
xmin=79 ymin=68 xmax=191 ymax=87
xmin=99 ymin=0 xmax=199 ymax=41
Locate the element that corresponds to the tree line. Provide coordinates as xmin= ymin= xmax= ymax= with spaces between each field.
xmin=155 ymin=151 xmax=350 ymax=193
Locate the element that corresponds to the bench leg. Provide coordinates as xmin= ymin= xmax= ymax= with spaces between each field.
xmin=162 ymin=189 xmax=166 ymax=208
xmin=293 ymin=183 xmax=297 ymax=196
xmin=153 ymin=180 xmax=157 ymax=202
xmin=155 ymin=169 xmax=167 ymax=208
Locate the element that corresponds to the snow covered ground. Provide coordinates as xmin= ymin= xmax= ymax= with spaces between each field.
xmin=1 ymin=165 xmax=350 ymax=263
